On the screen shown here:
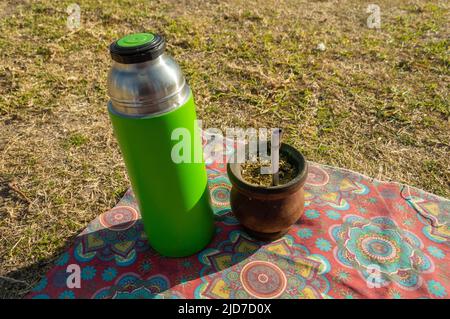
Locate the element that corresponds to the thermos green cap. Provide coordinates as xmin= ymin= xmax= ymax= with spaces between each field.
xmin=117 ymin=33 xmax=155 ymax=47
xmin=110 ymin=32 xmax=166 ymax=64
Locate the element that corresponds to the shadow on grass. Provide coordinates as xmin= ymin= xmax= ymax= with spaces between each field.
xmin=0 ymin=232 xmax=79 ymax=299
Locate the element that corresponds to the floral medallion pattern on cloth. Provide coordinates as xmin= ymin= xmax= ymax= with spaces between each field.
xmin=27 ymin=141 xmax=449 ymax=299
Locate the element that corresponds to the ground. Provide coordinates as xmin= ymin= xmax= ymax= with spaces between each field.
xmin=0 ymin=0 xmax=448 ymax=298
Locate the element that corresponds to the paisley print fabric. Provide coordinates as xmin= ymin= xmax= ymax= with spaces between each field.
xmin=27 ymin=140 xmax=449 ymax=299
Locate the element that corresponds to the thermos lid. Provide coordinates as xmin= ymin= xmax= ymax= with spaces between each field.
xmin=109 ymin=32 xmax=166 ymax=64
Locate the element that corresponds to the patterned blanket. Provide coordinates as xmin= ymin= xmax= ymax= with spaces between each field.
xmin=27 ymin=145 xmax=449 ymax=299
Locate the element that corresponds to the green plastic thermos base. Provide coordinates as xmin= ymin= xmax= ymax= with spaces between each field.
xmin=108 ymin=94 xmax=214 ymax=257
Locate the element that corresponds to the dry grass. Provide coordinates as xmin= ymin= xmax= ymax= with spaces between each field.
xmin=0 ymin=0 xmax=449 ymax=298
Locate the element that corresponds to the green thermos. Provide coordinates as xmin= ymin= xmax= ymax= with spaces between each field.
xmin=107 ymin=33 xmax=214 ymax=257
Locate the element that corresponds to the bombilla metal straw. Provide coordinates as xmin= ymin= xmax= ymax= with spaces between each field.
xmin=271 ymin=128 xmax=283 ymax=186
